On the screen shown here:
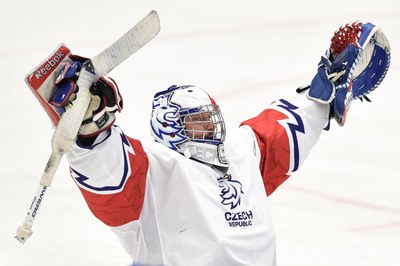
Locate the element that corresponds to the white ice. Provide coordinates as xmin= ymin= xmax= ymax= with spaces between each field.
xmin=1 ymin=0 xmax=399 ymax=265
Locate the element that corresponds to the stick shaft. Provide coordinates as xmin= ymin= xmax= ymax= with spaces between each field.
xmin=15 ymin=183 xmax=48 ymax=242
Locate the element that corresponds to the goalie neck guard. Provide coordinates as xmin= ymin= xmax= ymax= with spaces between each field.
xmin=150 ymin=85 xmax=228 ymax=167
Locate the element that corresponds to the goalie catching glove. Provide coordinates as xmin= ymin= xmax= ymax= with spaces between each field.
xmin=307 ymin=21 xmax=391 ymax=126
xmin=50 ymin=56 xmax=123 ymax=137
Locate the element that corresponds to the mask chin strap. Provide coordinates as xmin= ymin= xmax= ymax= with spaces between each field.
xmin=178 ymin=141 xmax=229 ymax=167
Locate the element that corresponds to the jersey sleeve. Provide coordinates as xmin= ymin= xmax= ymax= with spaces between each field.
xmin=241 ymin=94 xmax=329 ymax=195
xmin=66 ymin=126 xmax=149 ymax=227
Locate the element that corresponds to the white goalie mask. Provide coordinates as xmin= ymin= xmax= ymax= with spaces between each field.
xmin=150 ymin=85 xmax=228 ymax=167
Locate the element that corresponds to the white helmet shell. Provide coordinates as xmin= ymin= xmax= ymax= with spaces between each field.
xmin=170 ymin=86 xmax=215 ymax=108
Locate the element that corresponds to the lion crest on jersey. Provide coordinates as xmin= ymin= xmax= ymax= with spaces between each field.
xmin=218 ymin=174 xmax=244 ymax=210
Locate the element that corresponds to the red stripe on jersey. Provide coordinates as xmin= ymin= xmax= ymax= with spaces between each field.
xmin=78 ymin=137 xmax=149 ymax=227
xmin=241 ymin=109 xmax=291 ymax=196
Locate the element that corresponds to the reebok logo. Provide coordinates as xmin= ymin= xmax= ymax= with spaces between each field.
xmin=34 ymin=51 xmax=65 ymax=80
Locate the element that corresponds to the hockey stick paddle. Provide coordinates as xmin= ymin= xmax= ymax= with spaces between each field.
xmin=16 ymin=10 xmax=160 ymax=243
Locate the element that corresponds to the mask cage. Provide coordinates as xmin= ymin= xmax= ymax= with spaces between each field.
xmin=179 ymin=104 xmax=225 ymax=145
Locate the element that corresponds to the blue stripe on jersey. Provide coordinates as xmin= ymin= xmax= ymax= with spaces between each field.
xmin=276 ymin=99 xmax=305 ymax=172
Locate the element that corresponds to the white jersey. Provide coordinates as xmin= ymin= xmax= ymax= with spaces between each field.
xmin=66 ymin=94 xmax=329 ymax=265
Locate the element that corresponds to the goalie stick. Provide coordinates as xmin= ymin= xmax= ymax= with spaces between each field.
xmin=15 ymin=10 xmax=160 ymax=244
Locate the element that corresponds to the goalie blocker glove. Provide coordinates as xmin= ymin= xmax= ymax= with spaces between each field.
xmin=51 ymin=56 xmax=123 ymax=138
xmin=307 ymin=21 xmax=391 ymax=126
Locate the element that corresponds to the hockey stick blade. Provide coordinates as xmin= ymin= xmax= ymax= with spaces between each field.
xmin=92 ymin=10 xmax=160 ymax=77
xmin=16 ymin=10 xmax=160 ymax=244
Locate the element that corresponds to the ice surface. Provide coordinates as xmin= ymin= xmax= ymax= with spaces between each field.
xmin=1 ymin=0 xmax=399 ymax=265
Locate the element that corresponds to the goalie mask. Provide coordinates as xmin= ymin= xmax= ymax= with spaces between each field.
xmin=150 ymin=85 xmax=228 ymax=167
